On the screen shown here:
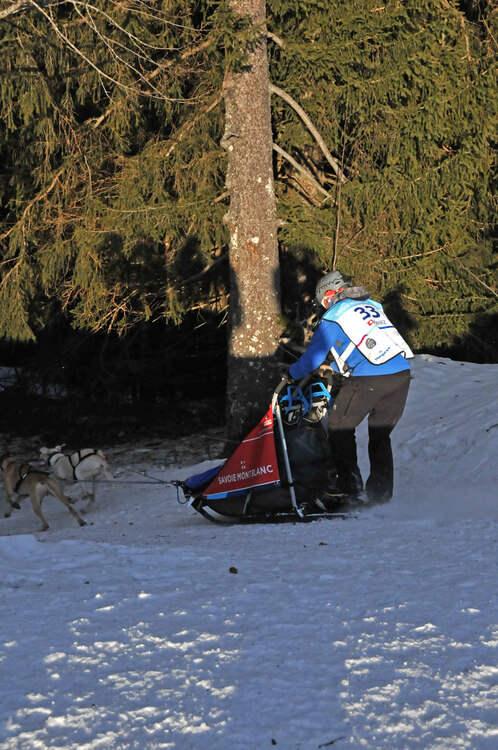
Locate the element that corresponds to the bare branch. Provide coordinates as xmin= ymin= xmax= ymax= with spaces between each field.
xmin=0 ymin=0 xmax=62 ymax=20
xmin=332 ymin=98 xmax=349 ymax=268
xmin=267 ymin=30 xmax=285 ymax=48
xmin=0 ymin=0 xmax=26 ymax=19
xmin=273 ymin=143 xmax=332 ymax=201
xmin=0 ymin=0 xmax=34 ymax=20
xmin=269 ymin=82 xmax=345 ymax=181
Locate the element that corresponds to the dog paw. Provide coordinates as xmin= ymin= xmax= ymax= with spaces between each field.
xmin=13 ymin=502 xmax=20 ymax=510
xmin=78 ymin=518 xmax=87 ymax=526
xmin=4 ymin=511 xmax=11 ymax=518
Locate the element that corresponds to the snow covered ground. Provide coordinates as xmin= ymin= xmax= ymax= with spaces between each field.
xmin=1 ymin=354 xmax=497 ymax=749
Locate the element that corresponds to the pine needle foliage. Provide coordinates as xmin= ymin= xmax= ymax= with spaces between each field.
xmin=0 ymin=0 xmax=496 ymax=361
xmin=0 ymin=0 xmax=231 ymax=339
xmin=269 ymin=0 xmax=497 ymax=357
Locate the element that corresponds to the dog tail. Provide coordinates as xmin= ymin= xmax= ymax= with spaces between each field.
xmin=95 ymin=451 xmax=114 ymax=481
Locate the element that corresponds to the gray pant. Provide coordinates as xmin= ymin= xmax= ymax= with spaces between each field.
xmin=327 ymin=370 xmax=410 ymax=502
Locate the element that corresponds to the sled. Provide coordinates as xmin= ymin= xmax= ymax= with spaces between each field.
xmin=176 ymin=378 xmax=359 ymax=525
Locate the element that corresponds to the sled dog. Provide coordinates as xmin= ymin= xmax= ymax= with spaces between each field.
xmin=40 ymin=445 xmax=114 ymax=512
xmin=1 ymin=456 xmax=86 ymax=531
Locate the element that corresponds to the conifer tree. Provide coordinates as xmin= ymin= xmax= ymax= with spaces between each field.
xmin=0 ymin=1 xmax=496 ymax=431
xmin=0 ymin=1 xmax=228 ymax=341
xmin=268 ymin=0 xmax=497 ymax=358
xmin=221 ymin=0 xmax=282 ymax=439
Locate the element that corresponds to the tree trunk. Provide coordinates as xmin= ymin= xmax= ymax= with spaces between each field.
xmin=222 ymin=0 xmax=282 ymax=442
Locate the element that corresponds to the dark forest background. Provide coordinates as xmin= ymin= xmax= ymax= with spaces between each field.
xmin=0 ymin=1 xmax=496 ymax=443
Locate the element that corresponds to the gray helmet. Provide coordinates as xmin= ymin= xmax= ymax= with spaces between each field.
xmin=315 ymin=270 xmax=349 ymax=307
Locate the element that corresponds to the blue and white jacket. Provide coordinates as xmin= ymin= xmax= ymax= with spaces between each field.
xmin=289 ymin=293 xmax=413 ymax=380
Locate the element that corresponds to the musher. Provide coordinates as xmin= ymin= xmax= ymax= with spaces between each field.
xmin=287 ymin=270 xmax=413 ymax=505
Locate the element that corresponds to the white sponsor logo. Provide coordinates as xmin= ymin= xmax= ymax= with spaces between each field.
xmin=217 ymin=464 xmax=275 ymax=485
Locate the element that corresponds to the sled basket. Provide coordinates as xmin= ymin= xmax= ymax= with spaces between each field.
xmin=176 ymin=379 xmax=357 ymax=524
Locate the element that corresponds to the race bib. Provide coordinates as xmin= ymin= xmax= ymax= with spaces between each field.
xmin=326 ymin=299 xmax=413 ymax=366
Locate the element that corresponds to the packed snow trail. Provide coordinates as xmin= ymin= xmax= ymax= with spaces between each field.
xmin=1 ymin=355 xmax=497 ymax=749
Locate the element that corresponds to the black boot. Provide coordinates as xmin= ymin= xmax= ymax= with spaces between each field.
xmin=366 ymin=490 xmax=391 ymax=506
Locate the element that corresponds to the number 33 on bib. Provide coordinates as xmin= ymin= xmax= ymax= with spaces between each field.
xmin=325 ymin=298 xmax=414 ymax=370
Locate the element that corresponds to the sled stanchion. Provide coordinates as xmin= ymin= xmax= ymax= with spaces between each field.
xmin=274 ymin=393 xmax=302 ymax=517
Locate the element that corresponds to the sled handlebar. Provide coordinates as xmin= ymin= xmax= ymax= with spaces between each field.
xmin=272 ymin=373 xmax=315 ymax=405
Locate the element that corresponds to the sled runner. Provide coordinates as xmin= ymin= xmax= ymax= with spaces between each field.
xmin=176 ymin=378 xmax=359 ymax=525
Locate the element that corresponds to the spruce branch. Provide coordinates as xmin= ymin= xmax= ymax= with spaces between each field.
xmin=181 ymin=252 xmax=228 ymax=286
xmin=27 ymin=0 xmax=147 ymax=98
xmin=455 ymin=258 xmax=498 ymax=299
xmin=161 ymin=94 xmax=222 ymax=159
xmin=269 ymin=83 xmax=345 ymax=181
xmin=0 ymin=0 xmax=196 ymax=32
xmin=0 ymin=166 xmax=65 ymax=243
xmin=91 ymin=37 xmax=213 ymax=128
xmin=21 ymin=0 xmax=196 ymax=102
xmin=337 ymin=210 xmax=388 ymax=258
xmin=70 ymin=2 xmax=186 ymax=55
xmin=0 ymin=0 xmax=26 ymax=19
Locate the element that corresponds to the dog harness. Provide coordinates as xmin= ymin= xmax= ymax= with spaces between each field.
xmin=48 ymin=449 xmax=99 ymax=480
xmin=14 ymin=465 xmax=48 ymax=494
